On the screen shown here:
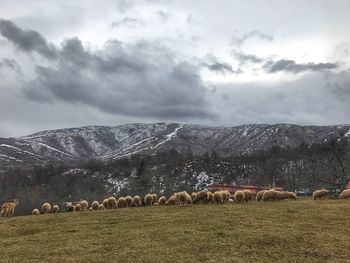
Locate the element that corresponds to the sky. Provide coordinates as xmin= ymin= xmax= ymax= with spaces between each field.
xmin=0 ymin=0 xmax=350 ymax=137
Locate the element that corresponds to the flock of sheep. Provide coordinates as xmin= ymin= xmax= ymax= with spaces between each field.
xmin=30 ymin=188 xmax=350 ymax=216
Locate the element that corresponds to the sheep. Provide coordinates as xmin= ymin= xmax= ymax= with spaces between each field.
xmin=191 ymin=192 xmax=197 ymax=202
xmin=88 ymin=207 xmax=93 ymax=211
xmin=243 ymin=190 xmax=253 ymax=202
xmin=125 ymin=196 xmax=133 ymax=207
xmin=288 ymin=192 xmax=298 ymax=200
xmin=65 ymin=202 xmax=74 ymax=212
xmin=256 ymin=190 xmax=267 ymax=201
xmin=152 ymin=194 xmax=158 ymax=205
xmin=41 ymin=203 xmax=51 ymax=214
xmin=91 ymin=201 xmax=99 ymax=210
xmin=74 ymin=203 xmax=82 ymax=212
xmin=32 ymin=208 xmax=40 ymax=215
xmin=116 ymin=197 xmax=126 ymax=208
xmin=102 ymin=199 xmax=109 ymax=209
xmin=312 ymin=189 xmax=329 ymax=200
xmin=132 ymin=195 xmax=142 ymax=207
xmin=158 ymin=196 xmax=166 ymax=205
xmin=193 ymin=191 xmax=209 ymax=204
xmin=262 ymin=189 xmax=279 ymax=201
xmin=213 ymin=191 xmax=224 ymax=203
xmin=276 ymin=191 xmax=290 ymax=200
xmin=221 ymin=190 xmax=231 ymax=203
xmin=234 ymin=190 xmax=245 ymax=203
xmin=144 ymin=194 xmax=154 ymax=206
xmin=52 ymin=205 xmax=59 ymax=213
xmin=107 ymin=197 xmax=117 ymax=209
xmin=166 ymin=194 xmax=177 ymax=205
xmin=207 ymin=192 xmax=214 ymax=203
xmin=340 ymin=189 xmax=350 ymax=199
xmin=80 ymin=200 xmax=89 ymax=211
xmin=98 ymin=204 xmax=105 ymax=210
xmin=175 ymin=191 xmax=192 ymax=206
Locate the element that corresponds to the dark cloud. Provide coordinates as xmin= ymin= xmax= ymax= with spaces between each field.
xmin=230 ymin=30 xmax=273 ymax=47
xmin=264 ymin=59 xmax=338 ymax=74
xmin=0 ymin=58 xmax=21 ymax=73
xmin=0 ymin=19 xmax=216 ymax=121
xmin=0 ymin=19 xmax=57 ymax=59
xmin=232 ymin=50 xmax=264 ymax=65
xmin=111 ymin=17 xmax=145 ymax=28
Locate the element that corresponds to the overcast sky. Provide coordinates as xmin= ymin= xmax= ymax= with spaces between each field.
xmin=1 ymin=0 xmax=350 ymax=137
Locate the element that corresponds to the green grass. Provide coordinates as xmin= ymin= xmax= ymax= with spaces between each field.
xmin=0 ymin=199 xmax=350 ymax=262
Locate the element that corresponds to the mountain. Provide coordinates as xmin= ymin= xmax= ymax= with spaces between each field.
xmin=1 ymin=123 xmax=349 ymax=167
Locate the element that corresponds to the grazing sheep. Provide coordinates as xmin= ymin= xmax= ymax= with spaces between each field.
xmin=125 ymin=196 xmax=133 ymax=207
xmin=221 ymin=190 xmax=231 ymax=203
xmin=262 ymin=189 xmax=279 ymax=201
xmin=91 ymin=201 xmax=99 ymax=210
xmin=74 ymin=203 xmax=82 ymax=212
xmin=243 ymin=190 xmax=253 ymax=202
xmin=288 ymin=192 xmax=298 ymax=200
xmin=132 ymin=195 xmax=142 ymax=207
xmin=107 ymin=197 xmax=117 ymax=209
xmin=256 ymin=190 xmax=267 ymax=201
xmin=193 ymin=191 xmax=209 ymax=204
xmin=152 ymin=194 xmax=158 ymax=205
xmin=144 ymin=194 xmax=154 ymax=206
xmin=98 ymin=204 xmax=105 ymax=210
xmin=340 ymin=189 xmax=350 ymax=199
xmin=117 ymin=197 xmax=127 ymax=208
xmin=166 ymin=194 xmax=177 ymax=205
xmin=191 ymin=192 xmax=197 ymax=202
xmin=41 ymin=203 xmax=51 ymax=214
xmin=175 ymin=191 xmax=192 ymax=206
xmin=213 ymin=191 xmax=224 ymax=203
xmin=80 ymin=200 xmax=89 ymax=211
xmin=207 ymin=192 xmax=214 ymax=203
xmin=52 ymin=205 xmax=59 ymax=213
xmin=65 ymin=202 xmax=74 ymax=212
xmin=234 ymin=190 xmax=245 ymax=203
xmin=32 ymin=208 xmax=40 ymax=215
xmin=102 ymin=199 xmax=109 ymax=209
xmin=312 ymin=189 xmax=329 ymax=200
xmin=158 ymin=196 xmax=166 ymax=205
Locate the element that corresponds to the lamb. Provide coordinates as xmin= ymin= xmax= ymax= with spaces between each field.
xmin=166 ymin=194 xmax=177 ymax=205
xmin=243 ymin=190 xmax=253 ymax=202
xmin=65 ymin=202 xmax=74 ymax=212
xmin=107 ymin=196 xmax=117 ymax=209
xmin=102 ymin=199 xmax=109 ymax=209
xmin=91 ymin=201 xmax=99 ymax=210
xmin=175 ymin=191 xmax=192 ymax=206
xmin=256 ymin=190 xmax=266 ymax=201
xmin=117 ymin=197 xmax=127 ymax=208
xmin=234 ymin=190 xmax=245 ymax=202
xmin=132 ymin=195 xmax=142 ymax=207
xmin=312 ymin=189 xmax=329 ymax=200
xmin=262 ymin=189 xmax=279 ymax=201
xmin=125 ymin=196 xmax=133 ymax=207
xmin=213 ymin=191 xmax=224 ymax=203
xmin=144 ymin=194 xmax=154 ymax=206
xmin=221 ymin=190 xmax=231 ymax=202
xmin=158 ymin=196 xmax=166 ymax=205
xmin=41 ymin=202 xmax=51 ymax=214
xmin=340 ymin=189 xmax=350 ymax=199
xmin=98 ymin=204 xmax=105 ymax=210
xmin=80 ymin=200 xmax=89 ymax=211
xmin=74 ymin=203 xmax=82 ymax=212
xmin=32 ymin=208 xmax=40 ymax=215
xmin=52 ymin=205 xmax=59 ymax=213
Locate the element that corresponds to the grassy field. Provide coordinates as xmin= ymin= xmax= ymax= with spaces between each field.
xmin=0 ymin=198 xmax=349 ymax=263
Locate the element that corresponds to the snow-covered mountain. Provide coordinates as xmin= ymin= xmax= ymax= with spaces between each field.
xmin=1 ymin=123 xmax=349 ymax=167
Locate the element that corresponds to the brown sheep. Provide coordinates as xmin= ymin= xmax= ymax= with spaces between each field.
xmin=193 ymin=191 xmax=209 ymax=204
xmin=52 ymin=205 xmax=59 ymax=213
xmin=312 ymin=189 xmax=329 ymax=200
xmin=340 ymin=189 xmax=350 ymax=199
xmin=175 ymin=191 xmax=191 ymax=206
xmin=117 ymin=197 xmax=127 ymax=208
xmin=262 ymin=189 xmax=279 ymax=201
xmin=102 ymin=199 xmax=109 ymax=209
xmin=125 ymin=196 xmax=133 ymax=207
xmin=221 ymin=190 xmax=231 ymax=202
xmin=41 ymin=203 xmax=51 ymax=214
xmin=74 ymin=203 xmax=82 ymax=212
xmin=158 ymin=196 xmax=166 ymax=205
xmin=132 ymin=195 xmax=142 ymax=207
xmin=80 ymin=200 xmax=89 ymax=211
xmin=234 ymin=190 xmax=245 ymax=202
xmin=91 ymin=201 xmax=99 ymax=210
xmin=213 ymin=191 xmax=224 ymax=203
xmin=256 ymin=190 xmax=266 ymax=201
xmin=207 ymin=192 xmax=214 ymax=203
xmin=166 ymin=194 xmax=177 ymax=205
xmin=243 ymin=190 xmax=253 ymax=202
xmin=98 ymin=204 xmax=105 ymax=210
xmin=144 ymin=194 xmax=154 ymax=206
xmin=32 ymin=208 xmax=40 ymax=215
xmin=107 ymin=197 xmax=117 ymax=209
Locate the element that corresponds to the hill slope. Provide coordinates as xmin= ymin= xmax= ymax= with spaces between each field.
xmin=1 ymin=199 xmax=350 ymax=262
